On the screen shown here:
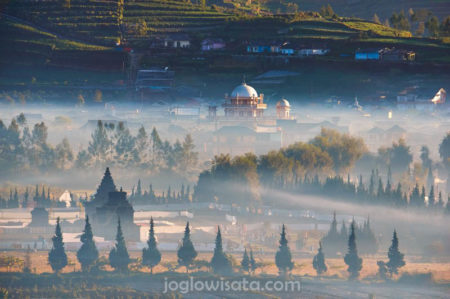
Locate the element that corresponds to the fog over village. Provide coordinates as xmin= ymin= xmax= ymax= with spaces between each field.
xmin=0 ymin=0 xmax=450 ymax=298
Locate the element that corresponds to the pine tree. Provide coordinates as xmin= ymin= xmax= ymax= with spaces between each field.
xmin=386 ymin=230 xmax=405 ymax=277
xmin=275 ymin=224 xmax=294 ymax=276
xmin=77 ymin=216 xmax=99 ymax=272
xmin=241 ymin=248 xmax=250 ymax=273
xmin=344 ymin=221 xmax=362 ymax=280
xmin=136 ymin=179 xmax=142 ymax=197
xmin=109 ymin=219 xmax=130 ymax=272
xmin=249 ymin=248 xmax=257 ymax=274
xmin=211 ymin=226 xmax=232 ymax=275
xmin=313 ymin=242 xmax=327 ymax=276
xmin=48 ymin=217 xmax=68 ymax=273
xmin=428 ymin=185 xmax=435 ymax=207
xmin=177 ymin=222 xmax=197 ymax=272
xmin=437 ymin=191 xmax=444 ymax=208
xmin=23 ymin=187 xmax=29 ymax=208
xmin=142 ymin=217 xmax=161 ymax=274
xmin=420 ymin=186 xmax=426 ymax=206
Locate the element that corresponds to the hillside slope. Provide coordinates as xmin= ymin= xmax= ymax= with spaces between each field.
xmin=291 ymin=0 xmax=450 ymax=21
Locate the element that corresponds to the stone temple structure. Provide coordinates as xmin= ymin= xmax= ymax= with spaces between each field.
xmin=85 ymin=167 xmax=116 ymax=220
xmin=86 ymin=168 xmax=140 ymax=241
xmin=95 ymin=188 xmax=140 ymax=241
xmin=28 ymin=207 xmax=49 ymax=227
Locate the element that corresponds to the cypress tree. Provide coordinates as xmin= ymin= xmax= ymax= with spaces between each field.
xmin=428 ymin=185 xmax=435 ymax=207
xmin=109 ymin=219 xmax=130 ymax=272
xmin=344 ymin=221 xmax=362 ymax=280
xmin=23 ymin=187 xmax=29 ymax=208
xmin=275 ymin=224 xmax=294 ymax=276
xmin=313 ymin=242 xmax=327 ymax=276
xmin=77 ymin=216 xmax=99 ymax=272
xmin=386 ymin=230 xmax=405 ymax=277
xmin=249 ymin=248 xmax=257 ymax=274
xmin=48 ymin=217 xmax=68 ymax=273
xmin=420 ymin=186 xmax=426 ymax=206
xmin=177 ymin=222 xmax=197 ymax=272
xmin=437 ymin=191 xmax=444 ymax=208
xmin=210 ymin=226 xmax=232 ymax=275
xmin=142 ymin=217 xmax=161 ymax=274
xmin=241 ymin=248 xmax=250 ymax=273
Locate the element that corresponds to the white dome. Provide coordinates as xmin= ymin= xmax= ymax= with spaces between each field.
xmin=231 ymin=83 xmax=258 ymax=98
xmin=277 ymin=99 xmax=290 ymax=107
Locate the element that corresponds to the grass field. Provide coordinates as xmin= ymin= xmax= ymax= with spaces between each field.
xmin=2 ymin=251 xmax=449 ymax=283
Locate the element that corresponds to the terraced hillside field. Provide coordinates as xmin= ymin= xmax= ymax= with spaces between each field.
xmin=4 ymin=0 xmax=121 ymax=45
xmin=123 ymin=0 xmax=233 ymax=37
xmin=3 ymin=0 xmax=235 ymax=45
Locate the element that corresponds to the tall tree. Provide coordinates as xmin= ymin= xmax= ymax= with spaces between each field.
xmin=88 ymin=120 xmax=111 ymax=165
xmin=109 ymin=219 xmax=130 ymax=272
xmin=77 ymin=216 xmax=99 ymax=272
xmin=386 ymin=230 xmax=405 ymax=277
xmin=142 ymin=217 xmax=161 ymax=274
xmin=313 ymin=242 xmax=327 ymax=276
xmin=241 ymin=248 xmax=250 ymax=274
xmin=439 ymin=132 xmax=450 ymax=171
xmin=177 ymin=222 xmax=197 ymax=272
xmin=210 ymin=226 xmax=232 ymax=275
xmin=426 ymin=16 xmax=440 ymax=37
xmin=48 ymin=217 xmax=68 ymax=273
xmin=275 ymin=224 xmax=294 ymax=276
xmin=344 ymin=221 xmax=362 ymax=280
xmin=428 ymin=185 xmax=436 ymax=207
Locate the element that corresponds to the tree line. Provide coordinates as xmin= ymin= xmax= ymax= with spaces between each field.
xmin=44 ymin=217 xmax=405 ymax=280
xmin=194 ymin=129 xmax=450 ymax=213
xmin=0 ymin=114 xmax=198 ymax=177
xmin=128 ymin=179 xmax=192 ymax=205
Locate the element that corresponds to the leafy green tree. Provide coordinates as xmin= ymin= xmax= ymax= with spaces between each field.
xmin=377 ymin=261 xmax=388 ymax=280
xmin=177 ymin=222 xmax=197 ymax=272
xmin=109 ymin=219 xmax=130 ymax=272
xmin=344 ymin=221 xmax=362 ymax=280
xmin=313 ymin=242 xmax=327 ymax=276
xmin=386 ymin=230 xmax=405 ymax=277
xmin=426 ymin=16 xmax=440 ymax=37
xmin=311 ymin=128 xmax=367 ymax=174
xmin=142 ymin=217 xmax=161 ymax=274
xmin=275 ymin=224 xmax=294 ymax=276
xmin=77 ymin=216 xmax=98 ymax=272
xmin=241 ymin=248 xmax=250 ymax=273
xmin=48 ymin=217 xmax=67 ymax=273
xmin=88 ymin=121 xmax=111 ymax=166
xmin=389 ymin=139 xmax=412 ymax=174
xmin=135 ymin=126 xmax=149 ymax=165
xmin=211 ymin=226 xmax=232 ymax=275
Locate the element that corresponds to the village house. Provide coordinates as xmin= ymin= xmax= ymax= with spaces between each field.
xmin=163 ymin=33 xmax=191 ymax=48
xmin=355 ymin=48 xmax=415 ymax=61
xmin=201 ymin=38 xmax=226 ymax=51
